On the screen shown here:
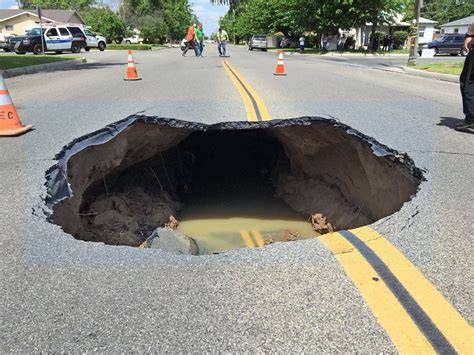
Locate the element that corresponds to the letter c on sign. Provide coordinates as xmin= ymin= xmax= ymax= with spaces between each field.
xmin=8 ymin=111 xmax=13 ymax=119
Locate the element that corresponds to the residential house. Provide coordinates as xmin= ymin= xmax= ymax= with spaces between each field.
xmin=353 ymin=14 xmax=411 ymax=48
xmin=0 ymin=9 xmax=85 ymax=36
xmin=440 ymin=15 xmax=474 ymax=35
xmin=418 ymin=17 xmax=438 ymax=45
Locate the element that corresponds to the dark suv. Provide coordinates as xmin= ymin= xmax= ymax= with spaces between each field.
xmin=9 ymin=26 xmax=86 ymax=55
xmin=419 ymin=34 xmax=467 ymax=56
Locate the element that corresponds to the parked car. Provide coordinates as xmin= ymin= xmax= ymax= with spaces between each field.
xmin=248 ymin=35 xmax=268 ymax=51
xmin=0 ymin=33 xmax=12 ymax=52
xmin=66 ymin=26 xmax=106 ymax=51
xmin=122 ymin=34 xmax=144 ymax=44
xmin=9 ymin=26 xmax=86 ymax=55
xmin=418 ymin=34 xmax=468 ymax=56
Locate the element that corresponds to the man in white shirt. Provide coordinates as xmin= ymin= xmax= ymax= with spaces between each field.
xmin=299 ymin=35 xmax=305 ymax=54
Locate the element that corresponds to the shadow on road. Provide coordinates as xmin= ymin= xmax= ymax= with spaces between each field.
xmin=438 ymin=117 xmax=465 ymax=129
xmin=55 ymin=61 xmax=125 ymax=73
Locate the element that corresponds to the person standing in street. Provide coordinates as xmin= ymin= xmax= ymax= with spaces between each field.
xmin=299 ymin=35 xmax=305 ymax=54
xmin=182 ymin=24 xmax=200 ymax=57
xmin=217 ymin=27 xmax=229 ymax=56
xmin=196 ymin=23 xmax=204 ymax=57
xmin=457 ymin=23 xmax=474 ymax=133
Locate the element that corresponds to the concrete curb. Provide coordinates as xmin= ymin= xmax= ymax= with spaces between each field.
xmin=321 ymin=52 xmax=408 ymax=57
xmin=402 ymin=66 xmax=459 ymax=83
xmin=269 ymin=49 xmax=408 ymax=57
xmin=1 ymin=57 xmax=87 ymax=78
xmin=374 ymin=65 xmax=459 ymax=83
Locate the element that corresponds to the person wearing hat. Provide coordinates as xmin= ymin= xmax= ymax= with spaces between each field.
xmin=457 ymin=23 xmax=474 ymax=133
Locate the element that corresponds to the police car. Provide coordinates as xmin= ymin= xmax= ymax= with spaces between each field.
xmin=9 ymin=25 xmax=86 ymax=55
xmin=67 ymin=26 xmax=107 ymax=51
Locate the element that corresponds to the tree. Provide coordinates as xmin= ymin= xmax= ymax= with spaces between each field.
xmin=139 ymin=13 xmax=167 ymax=43
xmin=161 ymin=0 xmax=193 ymax=41
xmin=18 ymin=0 xmax=94 ymax=10
xmin=421 ymin=0 xmax=474 ymax=25
xmin=210 ymin=0 xmax=244 ymax=11
xmin=229 ymin=0 xmax=312 ymax=40
xmin=220 ymin=0 xmax=408 ymax=43
xmin=83 ymin=7 xmax=126 ymax=43
xmin=119 ymin=0 xmax=193 ymax=43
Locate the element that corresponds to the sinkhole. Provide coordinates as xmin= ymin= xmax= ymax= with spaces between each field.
xmin=45 ymin=116 xmax=423 ymax=255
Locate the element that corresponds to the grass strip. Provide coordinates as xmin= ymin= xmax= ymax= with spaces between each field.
xmin=413 ymin=61 xmax=463 ymax=76
xmin=107 ymin=44 xmax=152 ymax=50
xmin=0 ymin=54 xmax=76 ymax=70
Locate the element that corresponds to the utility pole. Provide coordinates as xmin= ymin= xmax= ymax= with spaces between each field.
xmin=232 ymin=9 xmax=236 ymax=45
xmin=37 ymin=5 xmax=45 ymax=55
xmin=407 ymin=0 xmax=422 ymax=65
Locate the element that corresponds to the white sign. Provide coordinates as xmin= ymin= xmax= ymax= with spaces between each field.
xmin=421 ymin=48 xmax=436 ymax=58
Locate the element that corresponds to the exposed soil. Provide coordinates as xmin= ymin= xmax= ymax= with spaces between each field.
xmin=45 ymin=116 xmax=423 ymax=248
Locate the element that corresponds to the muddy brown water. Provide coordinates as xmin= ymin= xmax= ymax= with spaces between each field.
xmin=177 ymin=177 xmax=317 ymax=254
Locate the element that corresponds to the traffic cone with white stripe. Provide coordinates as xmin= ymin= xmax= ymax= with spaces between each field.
xmin=273 ymin=50 xmax=287 ymax=76
xmin=0 ymin=75 xmax=32 ymax=136
xmin=124 ymin=50 xmax=142 ymax=81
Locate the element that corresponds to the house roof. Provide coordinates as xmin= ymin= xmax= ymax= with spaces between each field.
xmin=419 ymin=17 xmax=437 ymax=24
xmin=0 ymin=9 xmax=84 ymax=24
xmin=440 ymin=15 xmax=474 ymax=28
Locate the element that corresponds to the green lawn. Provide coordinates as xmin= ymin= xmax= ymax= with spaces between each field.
xmin=0 ymin=54 xmax=76 ymax=70
xmin=412 ymin=61 xmax=463 ymax=76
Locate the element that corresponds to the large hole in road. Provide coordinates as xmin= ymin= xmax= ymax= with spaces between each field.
xmin=45 ymin=117 xmax=423 ymax=255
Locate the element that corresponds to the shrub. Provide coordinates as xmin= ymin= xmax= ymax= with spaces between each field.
xmin=375 ymin=31 xmax=387 ymax=41
xmin=393 ymin=31 xmax=409 ymax=49
xmin=107 ymin=44 xmax=153 ymax=50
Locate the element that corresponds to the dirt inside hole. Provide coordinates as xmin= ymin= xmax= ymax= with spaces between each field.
xmin=46 ymin=117 xmax=423 ymax=253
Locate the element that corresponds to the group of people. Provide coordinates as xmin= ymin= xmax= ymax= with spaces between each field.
xmin=181 ymin=24 xmax=229 ymax=57
xmin=182 ymin=23 xmax=204 ymax=57
xmin=279 ymin=35 xmax=306 ymax=54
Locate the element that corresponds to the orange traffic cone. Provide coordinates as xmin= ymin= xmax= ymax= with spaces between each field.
xmin=124 ymin=50 xmax=142 ymax=81
xmin=0 ymin=75 xmax=33 ymax=136
xmin=273 ymin=50 xmax=287 ymax=76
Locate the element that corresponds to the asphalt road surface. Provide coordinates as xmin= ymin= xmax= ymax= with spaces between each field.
xmin=1 ymin=46 xmax=472 ymax=352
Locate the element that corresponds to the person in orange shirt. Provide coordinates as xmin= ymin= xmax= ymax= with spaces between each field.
xmin=182 ymin=24 xmax=200 ymax=57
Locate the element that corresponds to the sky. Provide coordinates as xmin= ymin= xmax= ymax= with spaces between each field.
xmin=191 ymin=0 xmax=228 ymax=35
xmin=1 ymin=0 xmax=229 ymax=35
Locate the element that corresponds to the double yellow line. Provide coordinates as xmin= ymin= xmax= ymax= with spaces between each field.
xmin=320 ymin=226 xmax=473 ymax=354
xmin=222 ymin=60 xmax=270 ymax=122
xmin=240 ymin=230 xmax=265 ymax=248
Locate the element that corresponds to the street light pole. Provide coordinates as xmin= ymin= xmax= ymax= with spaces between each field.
xmin=407 ymin=0 xmax=422 ymax=65
xmin=233 ymin=9 xmax=236 ymax=45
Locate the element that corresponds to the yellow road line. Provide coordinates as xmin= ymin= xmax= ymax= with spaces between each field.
xmin=221 ymin=60 xmax=270 ymax=122
xmin=251 ymin=230 xmax=265 ymax=247
xmin=240 ymin=230 xmax=255 ymax=248
xmin=319 ymin=232 xmax=436 ymax=354
xmin=351 ymin=226 xmax=474 ymax=354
